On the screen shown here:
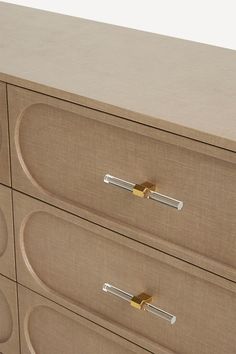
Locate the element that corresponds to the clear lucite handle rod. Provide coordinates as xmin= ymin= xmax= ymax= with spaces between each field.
xmin=145 ymin=303 xmax=176 ymax=324
xmin=103 ymin=283 xmax=176 ymax=325
xmin=149 ymin=192 xmax=183 ymax=210
xmin=104 ymin=174 xmax=183 ymax=210
xmin=104 ymin=174 xmax=134 ymax=192
xmin=103 ymin=283 xmax=132 ymax=302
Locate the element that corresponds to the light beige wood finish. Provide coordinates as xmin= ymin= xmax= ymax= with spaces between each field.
xmin=0 ymin=81 xmax=10 ymax=186
xmin=0 ymin=274 xmax=19 ymax=354
xmin=14 ymin=191 xmax=236 ymax=354
xmin=0 ymin=184 xmax=15 ymax=280
xmin=1 ymin=3 xmax=236 ymax=352
xmin=9 ymin=85 xmax=236 ymax=282
xmin=18 ymin=285 xmax=151 ymax=354
xmin=0 ymin=3 xmax=236 ymax=151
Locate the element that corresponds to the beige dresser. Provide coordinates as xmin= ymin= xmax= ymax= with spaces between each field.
xmin=0 ymin=3 xmax=235 ymax=354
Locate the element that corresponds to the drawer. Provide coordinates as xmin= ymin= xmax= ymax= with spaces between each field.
xmin=0 ymin=274 xmax=19 ymax=354
xmin=0 ymin=185 xmax=15 ymax=280
xmin=8 ymin=85 xmax=236 ymax=281
xmin=0 ymin=82 xmax=10 ymax=186
xmin=14 ymin=191 xmax=236 ymax=354
xmin=18 ymin=285 xmax=150 ymax=354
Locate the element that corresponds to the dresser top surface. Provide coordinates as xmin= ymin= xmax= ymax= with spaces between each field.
xmin=0 ymin=2 xmax=236 ymax=151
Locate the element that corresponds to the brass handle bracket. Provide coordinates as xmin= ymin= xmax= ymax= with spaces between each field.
xmin=132 ymin=182 xmax=155 ymax=198
xmin=130 ymin=292 xmax=152 ymax=309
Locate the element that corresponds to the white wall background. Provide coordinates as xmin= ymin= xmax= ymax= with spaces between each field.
xmin=4 ymin=0 xmax=236 ymax=50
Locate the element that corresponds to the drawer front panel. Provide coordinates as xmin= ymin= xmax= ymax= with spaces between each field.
xmin=8 ymin=86 xmax=236 ymax=281
xmin=0 ymin=185 xmax=15 ymax=280
xmin=0 ymin=274 xmax=19 ymax=354
xmin=0 ymin=82 xmax=10 ymax=186
xmin=14 ymin=191 xmax=236 ymax=354
xmin=18 ymin=285 xmax=149 ymax=354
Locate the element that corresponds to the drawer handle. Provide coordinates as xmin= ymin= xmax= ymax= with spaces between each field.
xmin=104 ymin=174 xmax=183 ymax=210
xmin=102 ymin=283 xmax=176 ymax=324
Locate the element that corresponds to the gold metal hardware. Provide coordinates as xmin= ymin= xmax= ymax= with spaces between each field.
xmin=130 ymin=292 xmax=152 ymax=310
xmin=132 ymin=182 xmax=155 ymax=198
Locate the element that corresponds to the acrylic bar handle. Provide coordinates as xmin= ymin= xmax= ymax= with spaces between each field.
xmin=104 ymin=174 xmax=183 ymax=210
xmin=103 ymin=283 xmax=176 ymax=325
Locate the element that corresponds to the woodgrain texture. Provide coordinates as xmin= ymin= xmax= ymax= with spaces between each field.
xmin=9 ymin=86 xmax=236 ymax=282
xmin=0 ymin=81 xmax=10 ymax=186
xmin=0 ymin=3 xmax=236 ymax=151
xmin=14 ymin=191 xmax=236 ymax=354
xmin=0 ymin=274 xmax=19 ymax=354
xmin=18 ymin=285 xmax=151 ymax=354
xmin=0 ymin=184 xmax=15 ymax=280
